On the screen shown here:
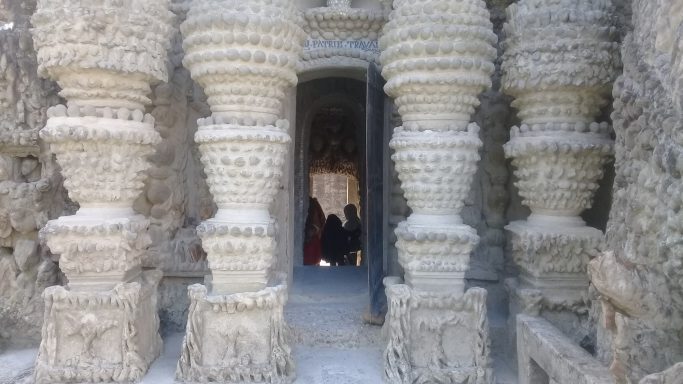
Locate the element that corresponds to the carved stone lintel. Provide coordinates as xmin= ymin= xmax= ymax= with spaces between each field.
xmin=176 ymin=280 xmax=294 ymax=383
xmin=34 ymin=270 xmax=163 ymax=384
xmin=383 ymin=279 xmax=492 ymax=384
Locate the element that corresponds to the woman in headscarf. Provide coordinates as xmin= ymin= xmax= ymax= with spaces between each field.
xmin=303 ymin=197 xmax=325 ymax=265
xmin=321 ymin=214 xmax=348 ymax=266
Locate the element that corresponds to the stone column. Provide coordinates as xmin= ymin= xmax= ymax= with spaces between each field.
xmin=380 ymin=0 xmax=497 ymax=382
xmin=29 ymin=0 xmax=173 ymax=382
xmin=501 ymin=0 xmax=619 ymax=333
xmin=175 ymin=1 xmax=305 ymax=382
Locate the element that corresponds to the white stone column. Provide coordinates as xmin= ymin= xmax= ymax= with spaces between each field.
xmin=29 ymin=0 xmax=173 ymax=382
xmin=502 ymin=0 xmax=618 ymax=321
xmin=380 ymin=0 xmax=497 ymax=382
xmin=175 ymin=1 xmax=305 ymax=382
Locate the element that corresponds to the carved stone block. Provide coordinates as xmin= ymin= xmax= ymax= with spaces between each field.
xmin=41 ymin=215 xmax=152 ymax=291
xmin=34 ymin=270 xmax=163 ymax=384
xmin=176 ymin=281 xmax=294 ymax=383
xmin=506 ymin=220 xmax=601 ymax=309
xmin=384 ymin=280 xmax=492 ymax=384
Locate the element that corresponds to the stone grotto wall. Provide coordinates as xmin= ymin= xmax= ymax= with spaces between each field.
xmin=589 ymin=0 xmax=683 ymax=382
xmin=0 ymin=0 xmax=69 ymax=349
xmin=0 ymin=0 xmax=629 ymax=354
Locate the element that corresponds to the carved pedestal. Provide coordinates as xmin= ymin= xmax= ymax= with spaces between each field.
xmin=176 ymin=279 xmax=293 ymax=383
xmin=379 ymin=0 xmax=497 ymax=380
xmin=507 ymin=220 xmax=602 ymax=311
xmin=35 ymin=270 xmax=163 ymax=383
xmin=384 ymin=279 xmax=492 ymax=383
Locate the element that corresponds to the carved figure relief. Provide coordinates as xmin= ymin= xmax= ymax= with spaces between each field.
xmin=63 ymin=313 xmax=118 ymax=364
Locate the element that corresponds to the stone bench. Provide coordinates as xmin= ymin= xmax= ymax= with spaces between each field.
xmin=517 ymin=314 xmax=615 ymax=384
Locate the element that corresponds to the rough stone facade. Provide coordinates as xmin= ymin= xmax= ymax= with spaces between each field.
xmin=1 ymin=0 xmax=682 ymax=383
xmin=0 ymin=0 xmax=67 ymax=349
xmin=590 ymin=0 xmax=683 ymax=382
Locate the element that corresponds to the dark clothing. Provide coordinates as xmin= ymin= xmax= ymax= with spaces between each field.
xmin=346 ymin=227 xmax=361 ymax=253
xmin=303 ymin=198 xmax=325 ymax=265
xmin=344 ymin=227 xmax=362 ymax=266
xmin=321 ymin=215 xmax=348 ymax=266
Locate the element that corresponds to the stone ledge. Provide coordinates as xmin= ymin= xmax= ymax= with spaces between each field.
xmin=517 ymin=314 xmax=614 ymax=384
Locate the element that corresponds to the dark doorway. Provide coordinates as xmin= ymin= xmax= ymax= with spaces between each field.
xmin=293 ymin=73 xmax=386 ymax=321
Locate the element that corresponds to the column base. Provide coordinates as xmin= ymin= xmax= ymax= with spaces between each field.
xmin=505 ymin=220 xmax=600 ymax=360
xmin=404 ymin=270 xmax=466 ymax=294
xmin=206 ymin=271 xmax=269 ymax=295
xmin=395 ymin=220 xmax=479 ymax=295
xmin=34 ymin=270 xmax=163 ymax=384
xmin=41 ymin=214 xmax=151 ymax=291
xmin=176 ymin=281 xmax=294 ymax=383
xmin=505 ymin=219 xmax=601 ymax=306
xmin=384 ymin=279 xmax=492 ymax=384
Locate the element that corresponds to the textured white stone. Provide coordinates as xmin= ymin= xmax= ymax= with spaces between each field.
xmin=379 ymin=0 xmax=497 ymax=381
xmin=176 ymin=1 xmax=305 ymax=381
xmin=181 ymin=0 xmax=305 ymax=126
xmin=501 ymin=1 xmax=619 ymax=341
xmin=517 ymin=314 xmax=614 ymax=384
xmin=176 ymin=279 xmax=293 ymax=383
xmin=300 ymin=4 xmax=385 ymax=72
xmin=384 ymin=279 xmax=492 ymax=384
xmin=380 ymin=0 xmax=496 ymax=293
xmin=28 ymin=0 xmax=174 ymax=380
xmin=34 ymin=270 xmax=163 ymax=383
xmin=180 ymin=0 xmax=304 ymax=293
xmin=31 ymin=0 xmax=173 ymax=110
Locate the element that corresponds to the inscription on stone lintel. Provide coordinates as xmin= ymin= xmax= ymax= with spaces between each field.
xmin=304 ymin=39 xmax=380 ymax=54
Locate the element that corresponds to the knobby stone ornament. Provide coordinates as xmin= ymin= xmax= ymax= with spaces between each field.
xmin=30 ymin=0 xmax=173 ymax=382
xmin=502 ymin=0 xmax=619 ymax=320
xmin=176 ymin=0 xmax=306 ymax=382
xmin=380 ymin=0 xmax=497 ymax=382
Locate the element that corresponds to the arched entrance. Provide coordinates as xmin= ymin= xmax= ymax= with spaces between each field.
xmin=290 ymin=68 xmax=388 ymax=322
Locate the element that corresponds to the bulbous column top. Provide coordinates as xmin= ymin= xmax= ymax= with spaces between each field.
xmin=31 ymin=0 xmax=174 ymax=110
xmin=181 ymin=0 xmax=306 ymax=125
xmin=380 ymin=0 xmax=497 ymax=130
xmin=502 ymin=0 xmax=620 ymax=124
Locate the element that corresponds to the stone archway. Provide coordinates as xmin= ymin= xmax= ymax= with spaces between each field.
xmin=293 ymin=78 xmax=367 ymax=267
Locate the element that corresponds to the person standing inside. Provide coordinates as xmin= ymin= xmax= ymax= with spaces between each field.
xmin=343 ymin=204 xmax=361 ymax=265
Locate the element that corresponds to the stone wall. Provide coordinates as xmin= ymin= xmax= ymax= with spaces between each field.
xmin=589 ymin=0 xmax=683 ymax=382
xmin=0 ymin=0 xmax=68 ymax=349
xmin=0 ymin=0 xmax=626 ymax=353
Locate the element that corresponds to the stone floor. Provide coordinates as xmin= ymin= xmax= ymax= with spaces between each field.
xmin=0 ymin=266 xmax=518 ymax=383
